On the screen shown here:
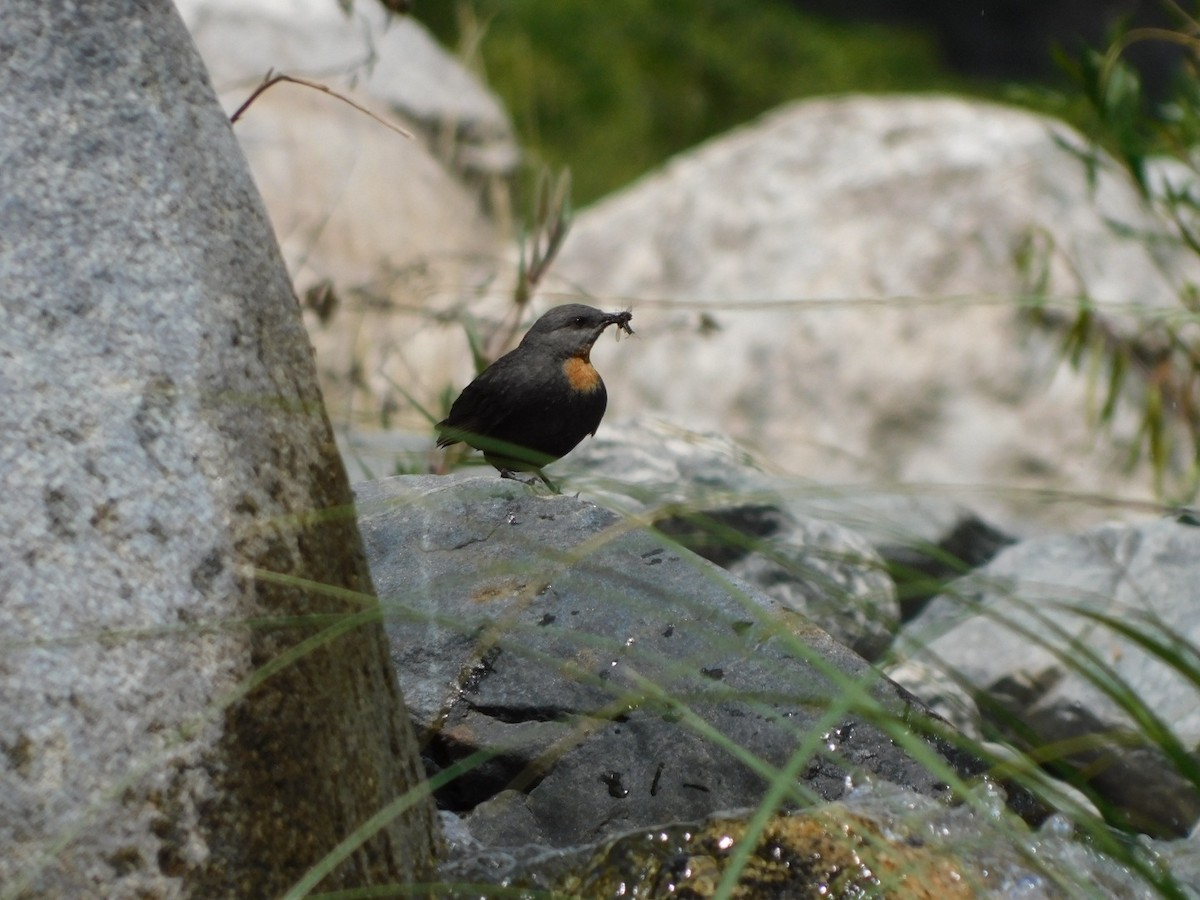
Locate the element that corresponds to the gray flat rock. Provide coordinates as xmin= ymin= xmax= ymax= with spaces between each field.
xmin=898 ymin=517 xmax=1200 ymax=836
xmin=358 ymin=474 xmax=989 ymax=848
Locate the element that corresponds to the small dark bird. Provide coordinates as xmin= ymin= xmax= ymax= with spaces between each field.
xmin=436 ymin=303 xmax=634 ymax=490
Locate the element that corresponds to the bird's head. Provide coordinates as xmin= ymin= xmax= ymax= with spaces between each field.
xmin=520 ymin=304 xmax=634 ymax=359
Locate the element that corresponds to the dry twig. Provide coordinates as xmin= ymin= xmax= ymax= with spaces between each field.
xmin=229 ymin=70 xmax=413 ymax=140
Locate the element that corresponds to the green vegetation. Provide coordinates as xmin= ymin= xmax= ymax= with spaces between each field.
xmin=1020 ymin=8 xmax=1200 ymax=504
xmin=414 ymin=0 xmax=969 ymax=204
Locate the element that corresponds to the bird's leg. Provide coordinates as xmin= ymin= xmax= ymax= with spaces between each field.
xmin=499 ymin=468 xmax=559 ymax=493
xmin=534 ymin=469 xmax=560 ymax=494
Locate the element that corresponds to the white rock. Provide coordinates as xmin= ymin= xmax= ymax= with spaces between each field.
xmin=176 ymin=0 xmax=513 ymax=428
xmin=552 ymin=95 xmax=1200 ymax=529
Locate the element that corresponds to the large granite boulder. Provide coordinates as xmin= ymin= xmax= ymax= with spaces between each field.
xmin=0 ymin=2 xmax=435 ymax=894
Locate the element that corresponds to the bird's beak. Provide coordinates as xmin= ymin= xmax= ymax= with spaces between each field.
xmin=603 ymin=311 xmax=635 ymax=336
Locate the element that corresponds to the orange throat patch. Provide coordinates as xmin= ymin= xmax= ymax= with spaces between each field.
xmin=562 ymin=355 xmax=602 ymax=392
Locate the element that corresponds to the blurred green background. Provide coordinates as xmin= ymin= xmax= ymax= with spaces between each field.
xmin=410 ymin=0 xmax=1156 ymax=206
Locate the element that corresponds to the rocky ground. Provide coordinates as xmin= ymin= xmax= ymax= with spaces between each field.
xmin=154 ymin=1 xmax=1200 ymax=894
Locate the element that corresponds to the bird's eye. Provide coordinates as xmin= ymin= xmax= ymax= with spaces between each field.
xmin=573 ymin=316 xmax=587 ymax=327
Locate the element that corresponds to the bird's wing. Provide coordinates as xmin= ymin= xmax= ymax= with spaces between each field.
xmin=435 ymin=355 xmax=523 ymax=447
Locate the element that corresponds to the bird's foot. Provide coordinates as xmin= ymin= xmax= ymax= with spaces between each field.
xmin=499 ymin=468 xmax=559 ymax=494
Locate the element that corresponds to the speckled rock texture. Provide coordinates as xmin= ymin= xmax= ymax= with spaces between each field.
xmin=0 ymin=2 xmax=435 ymax=895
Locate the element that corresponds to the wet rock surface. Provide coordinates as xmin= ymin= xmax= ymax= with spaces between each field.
xmin=357 ymin=474 xmax=983 ymax=849
xmin=438 ymin=782 xmax=1178 ymax=898
xmin=355 ymin=463 xmax=1200 ymax=892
